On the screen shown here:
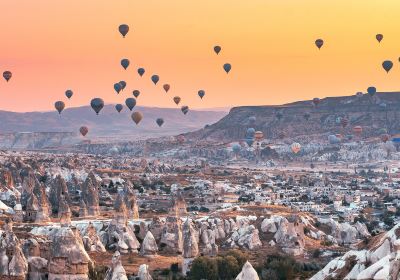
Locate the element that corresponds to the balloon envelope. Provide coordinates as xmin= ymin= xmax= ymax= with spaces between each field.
xmin=291 ymin=143 xmax=301 ymax=154
xmin=65 ymin=90 xmax=73 ymax=99
xmin=125 ymin=98 xmax=137 ymax=111
xmin=132 ymin=90 xmax=140 ymax=98
xmin=119 ymin=81 xmax=127 ymax=90
xmin=131 ymin=111 xmax=143 ymax=124
xmin=163 ymin=84 xmax=170 ymax=93
xmin=312 ymin=98 xmax=321 ymax=106
xmin=156 ymin=118 xmax=164 ymax=127
xmin=3 ymin=71 xmax=12 ymax=82
xmin=315 ymin=39 xmax=324 ymax=49
xmin=114 ymin=83 xmax=122 ymax=94
xmin=376 ymin=34 xmax=383 ymax=43
xmin=115 ymin=104 xmax=123 ymax=113
xmin=151 ymin=75 xmax=159 ymax=85
xmin=246 ymin=128 xmax=256 ymax=138
xmin=119 ymin=24 xmax=129 ymax=37
xmin=223 ymin=63 xmax=231 ymax=73
xmin=173 ymin=96 xmax=181 ymax=105
xmin=121 ymin=59 xmax=130 ymax=70
xmin=138 ymin=68 xmax=145 ymax=77
xmin=79 ymin=126 xmax=89 ymax=137
xmin=54 ymin=101 xmax=65 ymax=114
xmin=214 ymin=46 xmax=221 ymax=55
xmin=90 ymin=98 xmax=104 ymax=115
xmin=198 ymin=90 xmax=205 ymax=99
xmin=181 ymin=106 xmax=189 ymax=115
xmin=382 ymin=60 xmax=393 ymax=73
xmin=245 ymin=138 xmax=254 ymax=147
xmin=367 ymin=87 xmax=377 ymax=96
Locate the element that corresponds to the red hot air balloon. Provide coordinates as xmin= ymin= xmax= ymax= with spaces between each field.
xmin=163 ymin=84 xmax=170 ymax=93
xmin=3 ymin=71 xmax=12 ymax=82
xmin=173 ymin=96 xmax=181 ymax=105
xmin=353 ymin=126 xmax=363 ymax=137
xmin=79 ymin=126 xmax=89 ymax=136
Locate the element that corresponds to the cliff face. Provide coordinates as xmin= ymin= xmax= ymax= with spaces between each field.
xmin=0 ymin=132 xmax=79 ymax=150
xmin=187 ymin=92 xmax=400 ymax=142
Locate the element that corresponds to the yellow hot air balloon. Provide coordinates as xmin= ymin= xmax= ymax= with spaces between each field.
xmin=254 ymin=131 xmax=264 ymax=141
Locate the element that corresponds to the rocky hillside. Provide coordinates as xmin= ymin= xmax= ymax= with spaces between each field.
xmin=187 ymin=92 xmax=400 ymax=142
xmin=0 ymin=106 xmax=227 ymax=149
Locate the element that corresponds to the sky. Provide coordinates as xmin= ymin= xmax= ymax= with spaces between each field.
xmin=1 ymin=0 xmax=400 ymax=112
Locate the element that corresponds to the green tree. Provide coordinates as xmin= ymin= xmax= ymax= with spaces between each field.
xmin=189 ymin=256 xmax=218 ymax=280
xmin=217 ymin=256 xmax=240 ymax=280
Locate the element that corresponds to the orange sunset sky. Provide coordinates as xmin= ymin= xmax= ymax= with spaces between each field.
xmin=1 ymin=0 xmax=400 ymax=112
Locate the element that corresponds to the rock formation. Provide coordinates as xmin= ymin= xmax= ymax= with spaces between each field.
xmin=124 ymin=184 xmax=139 ymax=219
xmin=140 ymin=231 xmax=158 ymax=257
xmin=170 ymin=191 xmax=187 ymax=218
xmin=81 ymin=172 xmax=100 ymax=216
xmin=47 ymin=226 xmax=91 ymax=280
xmin=138 ymin=264 xmax=153 ymax=280
xmin=105 ymin=251 xmax=128 ymax=280
xmin=9 ymin=241 xmax=28 ymax=277
xmin=58 ymin=194 xmax=71 ymax=226
xmin=235 ymin=261 xmax=259 ymax=280
xmin=82 ymin=222 xmax=106 ymax=253
xmin=49 ymin=175 xmax=70 ymax=214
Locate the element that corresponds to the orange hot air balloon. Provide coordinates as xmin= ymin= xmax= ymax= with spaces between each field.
xmin=79 ymin=126 xmax=89 ymax=136
xmin=173 ymin=96 xmax=181 ymax=105
xmin=353 ymin=126 xmax=363 ymax=136
xmin=131 ymin=112 xmax=143 ymax=125
xmin=381 ymin=134 xmax=390 ymax=143
xmin=163 ymin=84 xmax=170 ymax=93
xmin=254 ymin=131 xmax=264 ymax=141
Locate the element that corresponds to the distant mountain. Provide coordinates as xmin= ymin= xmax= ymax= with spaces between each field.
xmin=186 ymin=92 xmax=400 ymax=142
xmin=0 ymin=105 xmax=227 ymax=149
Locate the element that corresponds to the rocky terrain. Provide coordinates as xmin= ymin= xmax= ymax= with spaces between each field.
xmin=187 ymin=92 xmax=400 ymax=142
xmin=0 ymin=105 xmax=227 ymax=149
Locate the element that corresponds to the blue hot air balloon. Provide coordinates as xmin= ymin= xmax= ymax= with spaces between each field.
xmin=367 ymin=86 xmax=377 ymax=97
xmin=245 ymin=138 xmax=254 ymax=147
xmin=198 ymin=90 xmax=205 ymax=99
xmin=223 ymin=63 xmax=232 ymax=74
xmin=125 ymin=98 xmax=136 ymax=111
xmin=151 ymin=75 xmax=159 ymax=85
xmin=114 ymin=83 xmax=122 ymax=94
xmin=232 ymin=143 xmax=241 ymax=154
xmin=121 ymin=59 xmax=130 ymax=70
xmin=382 ymin=60 xmax=393 ymax=73
xmin=119 ymin=81 xmax=127 ymax=91
xmin=138 ymin=68 xmax=145 ymax=77
xmin=246 ymin=128 xmax=256 ymax=138
xmin=115 ymin=104 xmax=123 ymax=113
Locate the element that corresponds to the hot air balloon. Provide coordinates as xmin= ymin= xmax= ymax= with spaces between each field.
xmin=246 ymin=128 xmax=256 ymax=138
xmin=356 ymin=92 xmax=363 ymax=98
xmin=367 ymin=87 xmax=376 ymax=96
xmin=248 ymin=116 xmax=256 ymax=124
xmin=119 ymin=24 xmax=129 ymax=38
xmin=198 ymin=90 xmax=205 ymax=99
xmin=115 ymin=104 xmax=123 ymax=113
xmin=163 ymin=84 xmax=170 ymax=93
xmin=254 ymin=131 xmax=264 ymax=141
xmin=315 ymin=39 xmax=324 ymax=50
xmin=90 ymin=98 xmax=104 ymax=115
xmin=151 ymin=75 xmax=159 ymax=85
xmin=232 ymin=143 xmax=241 ymax=154
xmin=156 ymin=118 xmax=164 ymax=127
xmin=381 ymin=134 xmax=390 ymax=143
xmin=378 ymin=128 xmax=388 ymax=135
xmin=291 ymin=143 xmax=301 ymax=154
xmin=3 ymin=71 xmax=12 ymax=82
xmin=245 ymin=138 xmax=254 ymax=147
xmin=341 ymin=117 xmax=349 ymax=128
xmin=223 ymin=63 xmax=231 ymax=74
xmin=114 ymin=83 xmax=122 ymax=94
xmin=131 ymin=111 xmax=143 ymax=125
xmin=173 ymin=96 xmax=181 ymax=105
xmin=138 ymin=68 xmax=145 ymax=77
xmin=353 ymin=126 xmax=363 ymax=136
xmin=181 ymin=106 xmax=189 ymax=115
xmin=79 ymin=126 xmax=88 ymax=137
xmin=65 ymin=90 xmax=73 ymax=99
xmin=312 ymin=98 xmax=321 ymax=106
xmin=214 ymin=46 xmax=221 ymax=55
xmin=119 ymin=81 xmax=127 ymax=91
xmin=328 ymin=135 xmax=340 ymax=144
xmin=54 ymin=101 xmax=65 ymax=114
xmin=125 ymin=98 xmax=136 ymax=111
xmin=121 ymin=59 xmax=130 ymax=70
xmin=132 ymin=90 xmax=140 ymax=98
xmin=177 ymin=134 xmax=185 ymax=144
xmin=376 ymin=34 xmax=383 ymax=43
xmin=382 ymin=60 xmax=393 ymax=73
